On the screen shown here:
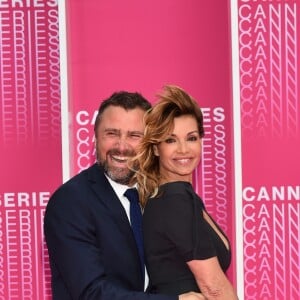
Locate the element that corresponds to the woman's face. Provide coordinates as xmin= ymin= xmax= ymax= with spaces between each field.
xmin=155 ymin=114 xmax=202 ymax=183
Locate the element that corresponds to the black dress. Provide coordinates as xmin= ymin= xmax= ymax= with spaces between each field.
xmin=143 ymin=181 xmax=231 ymax=295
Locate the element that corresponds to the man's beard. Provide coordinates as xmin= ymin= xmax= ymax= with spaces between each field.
xmin=97 ymin=148 xmax=136 ymax=185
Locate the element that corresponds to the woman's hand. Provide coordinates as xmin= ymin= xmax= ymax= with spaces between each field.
xmin=179 ymin=291 xmax=206 ymax=300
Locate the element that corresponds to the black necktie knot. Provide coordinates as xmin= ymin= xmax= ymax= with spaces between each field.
xmin=124 ymin=188 xmax=139 ymax=204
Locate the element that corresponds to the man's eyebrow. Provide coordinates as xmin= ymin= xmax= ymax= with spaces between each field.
xmin=104 ymin=128 xmax=119 ymax=132
xmin=104 ymin=128 xmax=143 ymax=135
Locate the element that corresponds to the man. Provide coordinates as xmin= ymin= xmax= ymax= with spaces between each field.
xmin=44 ymin=91 xmax=203 ymax=300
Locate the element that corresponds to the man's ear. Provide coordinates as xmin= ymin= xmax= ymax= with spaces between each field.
xmin=153 ymin=145 xmax=159 ymax=156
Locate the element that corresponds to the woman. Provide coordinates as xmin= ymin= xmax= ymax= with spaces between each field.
xmin=131 ymin=85 xmax=238 ymax=299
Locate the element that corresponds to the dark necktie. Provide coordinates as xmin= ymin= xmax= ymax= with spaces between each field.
xmin=124 ymin=188 xmax=145 ymax=280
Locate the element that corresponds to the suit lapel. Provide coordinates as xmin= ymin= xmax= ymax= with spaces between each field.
xmin=86 ymin=164 xmax=144 ymax=287
xmin=87 ymin=164 xmax=137 ymax=249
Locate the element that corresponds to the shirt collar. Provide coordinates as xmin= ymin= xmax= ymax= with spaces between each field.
xmin=105 ymin=173 xmax=137 ymax=199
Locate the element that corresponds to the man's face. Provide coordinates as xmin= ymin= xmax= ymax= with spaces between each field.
xmin=95 ymin=106 xmax=145 ymax=185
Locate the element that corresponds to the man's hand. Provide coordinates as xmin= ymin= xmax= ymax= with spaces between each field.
xmin=179 ymin=291 xmax=206 ymax=300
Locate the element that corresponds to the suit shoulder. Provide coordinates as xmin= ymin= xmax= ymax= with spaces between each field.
xmin=46 ymin=164 xmax=102 ymax=207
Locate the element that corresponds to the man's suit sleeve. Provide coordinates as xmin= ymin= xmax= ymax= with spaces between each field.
xmin=44 ymin=182 xmax=177 ymax=300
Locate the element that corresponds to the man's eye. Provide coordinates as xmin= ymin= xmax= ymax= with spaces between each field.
xmin=129 ymin=133 xmax=143 ymax=139
xmin=106 ymin=131 xmax=118 ymax=136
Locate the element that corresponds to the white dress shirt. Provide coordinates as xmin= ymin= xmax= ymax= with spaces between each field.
xmin=105 ymin=175 xmax=149 ymax=290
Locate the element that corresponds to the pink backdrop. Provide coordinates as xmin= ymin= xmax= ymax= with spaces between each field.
xmin=238 ymin=1 xmax=300 ymax=299
xmin=0 ymin=1 xmax=61 ymax=299
xmin=1 ymin=0 xmax=300 ymax=299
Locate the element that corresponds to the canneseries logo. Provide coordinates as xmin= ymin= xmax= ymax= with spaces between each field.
xmin=243 ymin=185 xmax=300 ymax=202
xmin=0 ymin=1 xmax=61 ymax=144
xmin=0 ymin=191 xmax=51 ymax=299
xmin=199 ymin=107 xmax=230 ymax=231
xmin=75 ymin=110 xmax=98 ymax=172
xmin=242 ymin=184 xmax=300 ymax=299
xmin=0 ymin=192 xmax=50 ymax=208
xmin=239 ymin=2 xmax=298 ymax=138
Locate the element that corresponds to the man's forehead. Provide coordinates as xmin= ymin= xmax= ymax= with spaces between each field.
xmin=101 ymin=106 xmax=145 ymax=121
xmin=102 ymin=105 xmax=145 ymax=114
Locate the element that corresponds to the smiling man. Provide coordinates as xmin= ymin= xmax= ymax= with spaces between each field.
xmin=44 ymin=91 xmax=204 ymax=300
xmin=94 ymin=98 xmax=146 ymax=185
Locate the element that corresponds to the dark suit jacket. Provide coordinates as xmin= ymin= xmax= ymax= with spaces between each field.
xmin=44 ymin=163 xmax=176 ymax=300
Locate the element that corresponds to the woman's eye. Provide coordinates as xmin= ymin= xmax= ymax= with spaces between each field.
xmin=165 ymin=138 xmax=175 ymax=144
xmin=188 ymin=136 xmax=198 ymax=141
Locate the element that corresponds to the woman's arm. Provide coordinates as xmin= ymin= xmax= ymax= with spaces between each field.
xmin=187 ymin=257 xmax=238 ymax=300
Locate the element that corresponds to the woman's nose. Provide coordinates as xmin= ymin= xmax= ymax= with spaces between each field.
xmin=177 ymin=141 xmax=188 ymax=153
